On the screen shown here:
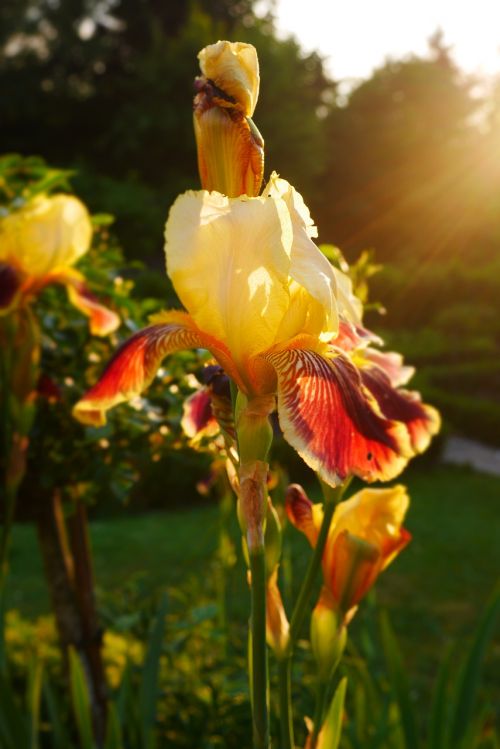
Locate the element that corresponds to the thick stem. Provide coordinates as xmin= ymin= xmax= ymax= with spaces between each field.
xmin=278 ymin=655 xmax=294 ymax=749
xmin=36 ymin=493 xmax=106 ymax=747
xmin=249 ymin=547 xmax=269 ymax=749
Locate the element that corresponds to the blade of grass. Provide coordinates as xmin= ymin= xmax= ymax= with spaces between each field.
xmin=449 ymin=584 xmax=500 ymax=748
xmin=69 ymin=648 xmax=95 ymax=749
xmin=428 ymin=644 xmax=455 ymax=749
xmin=380 ymin=612 xmax=419 ymax=749
xmin=27 ymin=656 xmax=43 ymax=749
xmin=0 ymin=670 xmax=29 ymax=749
xmin=104 ymin=703 xmax=123 ymax=749
xmin=317 ymin=677 xmax=347 ymax=749
xmin=139 ymin=593 xmax=168 ymax=749
xmin=43 ymin=677 xmax=71 ymax=749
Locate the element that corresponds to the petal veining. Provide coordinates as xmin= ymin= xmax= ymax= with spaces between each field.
xmin=265 ymin=347 xmax=412 ymax=486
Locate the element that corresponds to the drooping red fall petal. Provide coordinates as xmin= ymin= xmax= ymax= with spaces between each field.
xmin=65 ymin=278 xmax=120 ymax=336
xmin=360 ymin=365 xmax=440 ymax=453
xmin=73 ymin=313 xmax=209 ymax=426
xmin=181 ymin=387 xmax=218 ymax=438
xmin=266 ymin=348 xmax=412 ymax=486
xmin=285 ymin=483 xmax=319 ymax=547
xmin=48 ymin=269 xmax=120 ymax=336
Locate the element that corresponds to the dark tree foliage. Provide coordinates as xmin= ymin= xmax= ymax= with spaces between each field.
xmin=317 ymin=33 xmax=488 ymax=263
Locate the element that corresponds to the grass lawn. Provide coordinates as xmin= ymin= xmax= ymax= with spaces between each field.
xmin=7 ymin=463 xmax=500 ymax=692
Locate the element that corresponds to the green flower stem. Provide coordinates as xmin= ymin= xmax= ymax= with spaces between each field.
xmin=249 ymin=546 xmax=269 ymax=749
xmin=277 ymin=480 xmax=350 ymax=749
xmin=278 ymin=655 xmax=294 ymax=749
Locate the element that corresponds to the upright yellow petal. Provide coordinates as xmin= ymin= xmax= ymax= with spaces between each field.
xmin=198 ymin=41 xmax=260 ymax=116
xmin=331 ymin=485 xmax=410 ymax=567
xmin=165 ymin=190 xmax=293 ymax=376
xmin=263 ymin=174 xmax=339 ymax=339
xmin=0 ymin=194 xmax=92 ymax=278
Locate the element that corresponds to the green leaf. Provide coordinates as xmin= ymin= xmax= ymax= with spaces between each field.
xmin=26 ymin=656 xmax=43 ymax=749
xmin=380 ymin=612 xmax=419 ymax=749
xmin=43 ymin=678 xmax=70 ymax=749
xmin=449 ymin=584 xmax=500 ymax=748
xmin=104 ymin=703 xmax=123 ymax=749
xmin=318 ymin=677 xmax=347 ymax=749
xmin=428 ymin=645 xmax=455 ymax=749
xmin=69 ymin=648 xmax=95 ymax=749
xmin=0 ymin=669 xmax=29 ymax=749
xmin=22 ymin=168 xmax=74 ymax=198
xmin=139 ymin=594 xmax=168 ymax=749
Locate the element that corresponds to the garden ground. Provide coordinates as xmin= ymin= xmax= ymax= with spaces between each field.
xmin=7 ymin=463 xmax=500 ymax=699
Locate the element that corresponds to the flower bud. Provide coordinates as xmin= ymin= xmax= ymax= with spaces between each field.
xmin=266 ymin=568 xmax=290 ymax=656
xmin=194 ymin=41 xmax=264 ymax=196
xmin=310 ymin=589 xmax=347 ymax=682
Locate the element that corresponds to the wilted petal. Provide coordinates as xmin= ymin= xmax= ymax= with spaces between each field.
xmin=73 ymin=312 xmax=215 ymax=426
xmin=266 ymin=568 xmax=290 ymax=656
xmin=265 ymin=346 xmax=412 ymax=486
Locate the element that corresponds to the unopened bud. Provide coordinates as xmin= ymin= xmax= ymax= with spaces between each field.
xmin=194 ymin=41 xmax=264 ymax=196
xmin=311 ymin=589 xmax=347 ymax=682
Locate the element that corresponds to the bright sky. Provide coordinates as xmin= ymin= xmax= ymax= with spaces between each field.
xmin=273 ymin=0 xmax=500 ymax=83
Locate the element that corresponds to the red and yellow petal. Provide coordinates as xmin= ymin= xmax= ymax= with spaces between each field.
xmin=73 ymin=312 xmax=210 ymax=426
xmin=285 ymin=483 xmax=322 ymax=547
xmin=265 ymin=348 xmax=412 ymax=486
xmin=0 ymin=263 xmax=22 ymax=314
xmin=51 ymin=269 xmax=120 ymax=336
xmin=360 ymin=365 xmax=441 ymax=453
xmin=181 ymin=387 xmax=218 ymax=439
xmin=329 ymin=530 xmax=381 ymax=611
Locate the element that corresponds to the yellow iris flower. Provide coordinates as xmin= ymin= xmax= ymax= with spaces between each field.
xmin=74 ymin=174 xmax=437 ymax=486
xmin=0 ymin=193 xmax=119 ymax=336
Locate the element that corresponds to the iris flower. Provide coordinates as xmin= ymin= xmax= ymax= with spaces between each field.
xmin=286 ymin=482 xmax=411 ymax=622
xmin=0 ymin=193 xmax=119 ymax=336
xmin=74 ymin=174 xmax=437 ymax=486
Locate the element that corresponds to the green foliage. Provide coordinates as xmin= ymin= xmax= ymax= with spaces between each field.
xmin=1 ymin=584 xmax=497 ymax=749
xmin=1 ymin=155 xmax=210 ymax=518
